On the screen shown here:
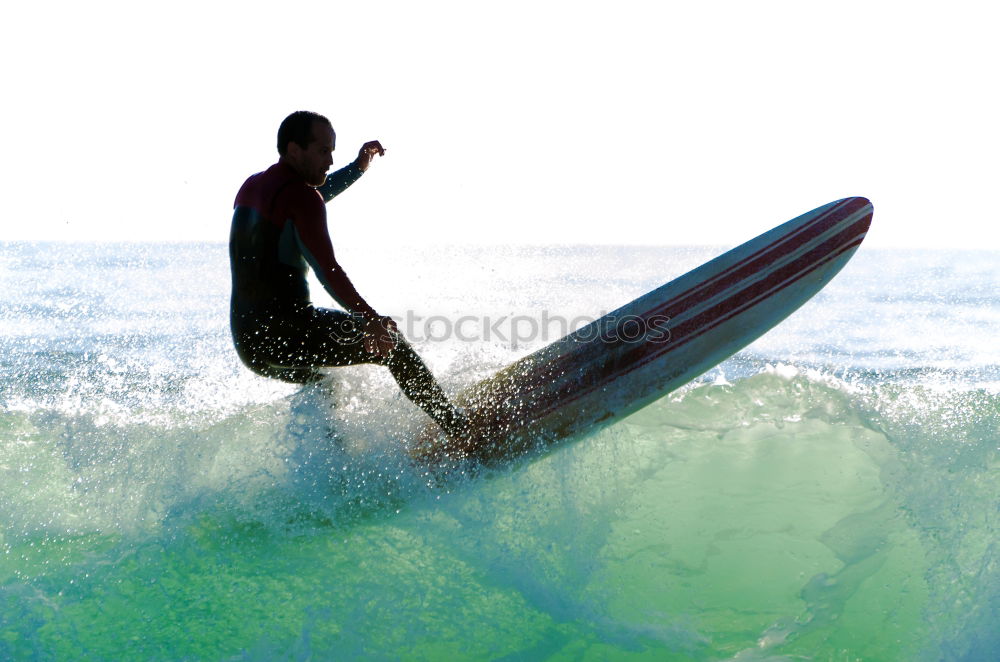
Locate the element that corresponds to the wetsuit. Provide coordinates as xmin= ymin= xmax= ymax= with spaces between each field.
xmin=229 ymin=161 xmax=463 ymax=433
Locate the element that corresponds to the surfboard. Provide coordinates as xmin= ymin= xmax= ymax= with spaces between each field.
xmin=411 ymin=197 xmax=874 ymax=468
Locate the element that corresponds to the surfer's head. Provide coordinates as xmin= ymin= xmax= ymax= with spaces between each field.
xmin=278 ymin=111 xmax=336 ymax=186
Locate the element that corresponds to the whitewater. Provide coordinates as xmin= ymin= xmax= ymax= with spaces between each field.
xmin=1 ymin=241 xmax=997 ymax=661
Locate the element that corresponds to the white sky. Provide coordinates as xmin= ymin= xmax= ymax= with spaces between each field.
xmin=2 ymin=0 xmax=998 ymax=249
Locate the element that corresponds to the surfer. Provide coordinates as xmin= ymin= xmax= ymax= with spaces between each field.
xmin=229 ymin=110 xmax=468 ymax=440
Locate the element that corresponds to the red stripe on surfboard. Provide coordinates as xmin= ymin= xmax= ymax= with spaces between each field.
xmin=553 ymin=232 xmax=867 ymax=414
xmin=476 ymin=234 xmax=869 ymax=439
xmin=601 ymin=222 xmax=869 ymax=384
xmin=520 ymin=199 xmax=872 ymax=388
xmin=630 ymin=234 xmax=868 ymax=375
xmin=469 ymin=204 xmax=872 ymax=436
xmin=643 ymin=197 xmax=869 ymax=321
xmin=646 ymin=197 xmax=870 ymax=320
xmin=506 ymin=238 xmax=867 ymax=434
xmin=507 ymin=219 xmax=871 ymax=427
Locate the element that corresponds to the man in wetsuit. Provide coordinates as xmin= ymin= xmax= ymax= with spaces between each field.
xmin=229 ymin=110 xmax=467 ymax=438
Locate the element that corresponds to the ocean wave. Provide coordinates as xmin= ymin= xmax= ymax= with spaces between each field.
xmin=2 ymin=368 xmax=997 ymax=658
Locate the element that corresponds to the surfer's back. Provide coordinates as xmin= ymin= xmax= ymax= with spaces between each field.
xmin=229 ymin=163 xmax=316 ymax=320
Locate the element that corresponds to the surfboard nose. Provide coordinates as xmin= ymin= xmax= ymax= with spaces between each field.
xmin=843 ymin=196 xmax=874 ymax=241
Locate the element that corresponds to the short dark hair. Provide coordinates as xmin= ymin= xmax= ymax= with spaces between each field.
xmin=277 ymin=111 xmax=333 ymax=156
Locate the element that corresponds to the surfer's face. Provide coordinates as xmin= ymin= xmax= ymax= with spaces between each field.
xmin=288 ymin=121 xmax=336 ymax=186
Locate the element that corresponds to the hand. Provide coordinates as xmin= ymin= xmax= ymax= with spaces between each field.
xmin=356 ymin=140 xmax=386 ymax=172
xmin=362 ymin=314 xmax=398 ymax=358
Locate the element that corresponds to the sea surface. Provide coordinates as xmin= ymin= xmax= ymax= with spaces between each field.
xmin=0 ymin=241 xmax=998 ymax=661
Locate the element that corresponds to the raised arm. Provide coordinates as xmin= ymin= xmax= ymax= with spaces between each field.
xmin=317 ymin=162 xmax=364 ymax=202
xmin=316 ymin=140 xmax=386 ymax=202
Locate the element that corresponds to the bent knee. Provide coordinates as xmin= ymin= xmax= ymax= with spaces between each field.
xmin=233 ymin=338 xmax=323 ymax=384
xmin=256 ymin=364 xmax=323 ymax=384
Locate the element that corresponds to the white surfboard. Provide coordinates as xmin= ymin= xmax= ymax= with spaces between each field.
xmin=412 ymin=197 xmax=874 ymax=467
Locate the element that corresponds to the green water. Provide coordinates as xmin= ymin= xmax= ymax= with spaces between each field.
xmin=6 ymin=370 xmax=983 ymax=661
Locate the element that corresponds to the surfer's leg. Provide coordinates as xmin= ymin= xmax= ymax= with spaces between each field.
xmin=380 ymin=337 xmax=469 ymax=436
xmin=304 ymin=309 xmax=469 ymax=437
xmin=231 ymin=317 xmax=325 ymax=384
xmin=246 ymin=362 xmax=323 ymax=384
xmin=234 ymin=308 xmax=468 ymax=436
